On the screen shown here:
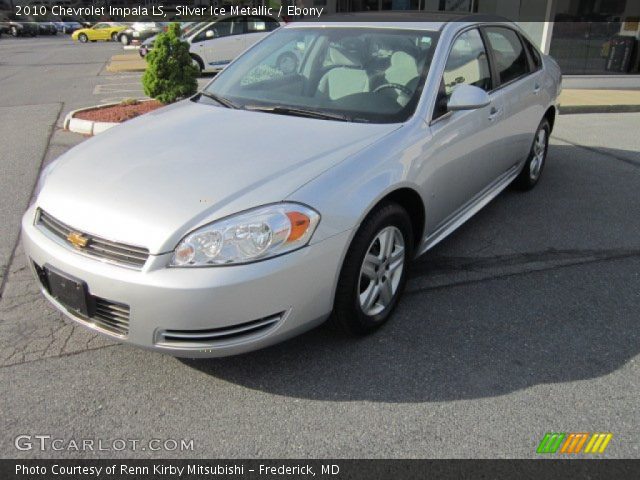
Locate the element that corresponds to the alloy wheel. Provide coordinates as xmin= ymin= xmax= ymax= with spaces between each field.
xmin=530 ymin=128 xmax=547 ymax=180
xmin=358 ymin=226 xmax=405 ymax=316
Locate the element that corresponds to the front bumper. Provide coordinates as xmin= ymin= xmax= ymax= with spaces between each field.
xmin=21 ymin=205 xmax=350 ymax=357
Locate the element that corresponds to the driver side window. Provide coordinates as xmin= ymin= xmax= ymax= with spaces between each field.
xmin=434 ymin=29 xmax=491 ymax=120
xmin=443 ymin=29 xmax=492 ymax=95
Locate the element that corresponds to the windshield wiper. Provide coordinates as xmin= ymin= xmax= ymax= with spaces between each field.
xmin=244 ymin=105 xmax=351 ymax=122
xmin=199 ymin=91 xmax=239 ymax=109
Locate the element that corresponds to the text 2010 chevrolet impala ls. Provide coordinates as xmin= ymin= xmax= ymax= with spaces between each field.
xmin=22 ymin=14 xmax=561 ymax=357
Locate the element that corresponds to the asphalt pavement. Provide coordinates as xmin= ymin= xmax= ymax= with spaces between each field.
xmin=0 ymin=36 xmax=639 ymax=459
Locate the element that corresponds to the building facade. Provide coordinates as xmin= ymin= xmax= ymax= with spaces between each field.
xmin=313 ymin=0 xmax=640 ymax=81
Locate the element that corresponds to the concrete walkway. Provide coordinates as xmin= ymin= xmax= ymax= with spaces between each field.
xmin=560 ymin=89 xmax=640 ymax=114
xmin=106 ymin=53 xmax=146 ymax=73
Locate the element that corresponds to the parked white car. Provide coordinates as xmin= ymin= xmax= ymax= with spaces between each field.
xmin=186 ymin=16 xmax=282 ymax=73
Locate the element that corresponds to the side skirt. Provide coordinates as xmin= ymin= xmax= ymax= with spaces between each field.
xmin=417 ymin=163 xmax=522 ymax=257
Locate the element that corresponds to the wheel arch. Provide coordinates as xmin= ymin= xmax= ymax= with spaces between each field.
xmin=372 ymin=188 xmax=426 ymax=250
xmin=544 ymin=105 xmax=556 ymax=133
xmin=190 ymin=53 xmax=204 ymax=72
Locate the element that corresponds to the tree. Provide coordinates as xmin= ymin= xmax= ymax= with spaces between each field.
xmin=142 ymin=23 xmax=198 ymax=104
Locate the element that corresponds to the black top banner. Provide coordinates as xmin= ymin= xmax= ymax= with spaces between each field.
xmin=1 ymin=0 xmax=639 ymax=23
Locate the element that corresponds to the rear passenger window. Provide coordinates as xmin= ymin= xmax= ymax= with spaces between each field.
xmin=522 ymin=36 xmax=542 ymax=70
xmin=443 ymin=29 xmax=492 ymax=96
xmin=485 ymin=27 xmax=530 ymax=85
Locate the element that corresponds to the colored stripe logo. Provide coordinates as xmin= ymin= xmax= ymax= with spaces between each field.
xmin=537 ymin=433 xmax=613 ymax=454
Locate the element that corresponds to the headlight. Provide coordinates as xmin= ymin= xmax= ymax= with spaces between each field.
xmin=171 ymin=203 xmax=320 ymax=267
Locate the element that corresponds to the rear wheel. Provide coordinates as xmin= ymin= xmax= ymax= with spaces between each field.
xmin=513 ymin=118 xmax=550 ymax=190
xmin=11 ymin=26 xmax=18 ymax=37
xmin=332 ymin=203 xmax=413 ymax=335
xmin=111 ymin=32 xmax=119 ymax=42
xmin=78 ymin=33 xmax=88 ymax=43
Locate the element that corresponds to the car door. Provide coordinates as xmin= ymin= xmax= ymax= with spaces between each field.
xmin=423 ymin=28 xmax=507 ymax=232
xmin=200 ymin=17 xmax=246 ymax=70
xmin=483 ymin=26 xmax=544 ymax=168
xmin=94 ymin=23 xmax=110 ymax=41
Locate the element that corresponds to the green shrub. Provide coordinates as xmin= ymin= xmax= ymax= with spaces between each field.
xmin=142 ymin=23 xmax=198 ymax=104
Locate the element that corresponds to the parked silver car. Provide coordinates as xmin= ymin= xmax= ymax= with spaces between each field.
xmin=22 ymin=14 xmax=561 ymax=357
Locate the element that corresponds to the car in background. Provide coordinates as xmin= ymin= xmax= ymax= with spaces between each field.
xmin=53 ymin=19 xmax=84 ymax=34
xmin=71 ymin=22 xmax=126 ymax=43
xmin=139 ymin=21 xmax=201 ymax=58
xmin=22 ymin=15 xmax=561 ymax=357
xmin=187 ymin=16 xmax=282 ymax=73
xmin=118 ymin=22 xmax=166 ymax=46
xmin=1 ymin=14 xmax=38 ymax=37
xmin=38 ymin=22 xmax=58 ymax=35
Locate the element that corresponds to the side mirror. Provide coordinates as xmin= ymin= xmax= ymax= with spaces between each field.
xmin=205 ymin=29 xmax=215 ymax=39
xmin=447 ymin=84 xmax=491 ymax=111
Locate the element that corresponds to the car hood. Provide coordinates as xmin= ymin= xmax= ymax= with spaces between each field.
xmin=39 ymin=100 xmax=401 ymax=254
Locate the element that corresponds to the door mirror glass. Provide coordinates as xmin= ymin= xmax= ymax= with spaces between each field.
xmin=447 ymin=84 xmax=491 ymax=111
xmin=205 ymin=29 xmax=215 ymax=39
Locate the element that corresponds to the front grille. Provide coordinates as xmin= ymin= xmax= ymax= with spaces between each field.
xmin=33 ymin=263 xmax=130 ymax=337
xmin=157 ymin=312 xmax=284 ymax=347
xmin=37 ymin=210 xmax=149 ymax=269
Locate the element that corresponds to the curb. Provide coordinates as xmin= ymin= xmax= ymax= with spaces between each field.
xmin=63 ymin=102 xmax=123 ymax=136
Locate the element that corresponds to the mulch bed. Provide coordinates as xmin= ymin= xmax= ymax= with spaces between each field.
xmin=74 ymin=100 xmax=165 ymax=123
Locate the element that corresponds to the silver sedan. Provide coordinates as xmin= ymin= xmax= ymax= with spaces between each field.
xmin=22 ymin=15 xmax=561 ymax=357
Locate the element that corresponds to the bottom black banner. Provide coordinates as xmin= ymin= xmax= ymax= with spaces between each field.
xmin=2 ymin=459 xmax=640 ymax=480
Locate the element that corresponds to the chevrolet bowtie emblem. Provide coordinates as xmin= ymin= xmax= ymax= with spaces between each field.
xmin=67 ymin=231 xmax=89 ymax=249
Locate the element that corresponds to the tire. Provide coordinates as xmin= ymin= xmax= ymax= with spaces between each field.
xmin=78 ymin=33 xmax=88 ymax=43
xmin=11 ymin=26 xmax=18 ymax=37
xmin=513 ymin=118 xmax=550 ymax=191
xmin=119 ymin=34 xmax=129 ymax=45
xmin=276 ymin=52 xmax=298 ymax=74
xmin=331 ymin=202 xmax=414 ymax=335
xmin=111 ymin=32 xmax=118 ymax=42
xmin=191 ymin=55 xmax=204 ymax=75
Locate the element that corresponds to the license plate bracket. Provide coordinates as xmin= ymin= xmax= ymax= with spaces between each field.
xmin=44 ymin=265 xmax=92 ymax=317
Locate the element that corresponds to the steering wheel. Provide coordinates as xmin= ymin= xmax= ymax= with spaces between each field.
xmin=373 ymin=83 xmax=413 ymax=96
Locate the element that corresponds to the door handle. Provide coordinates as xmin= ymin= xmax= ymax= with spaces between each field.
xmin=533 ymin=83 xmax=542 ymax=95
xmin=488 ymin=107 xmax=503 ymax=122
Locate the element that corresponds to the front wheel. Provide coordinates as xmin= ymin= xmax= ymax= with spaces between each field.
xmin=11 ymin=26 xmax=18 ymax=37
xmin=78 ymin=33 xmax=88 ymax=43
xmin=513 ymin=118 xmax=550 ymax=190
xmin=332 ymin=203 xmax=413 ymax=335
xmin=119 ymin=34 xmax=129 ymax=45
xmin=191 ymin=55 xmax=203 ymax=75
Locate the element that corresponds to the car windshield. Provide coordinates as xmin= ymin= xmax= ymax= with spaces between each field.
xmin=202 ymin=27 xmax=439 ymax=123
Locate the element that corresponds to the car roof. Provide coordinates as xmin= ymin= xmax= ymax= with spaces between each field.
xmin=288 ymin=11 xmax=512 ymax=32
